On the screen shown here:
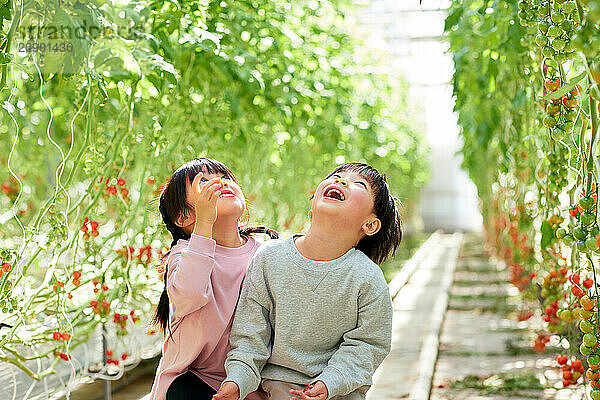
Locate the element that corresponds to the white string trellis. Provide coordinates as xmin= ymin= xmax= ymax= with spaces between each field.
xmin=1 ymin=3 xmax=161 ymax=399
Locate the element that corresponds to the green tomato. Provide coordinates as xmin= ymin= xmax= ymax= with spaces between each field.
xmin=555 ymin=227 xmax=567 ymax=239
xmin=578 ymin=240 xmax=589 ymax=253
xmin=581 ymin=318 xmax=595 ymax=333
xmin=535 ymin=34 xmax=549 ymax=47
xmin=543 ymin=114 xmax=557 ymax=128
xmin=550 ymin=127 xmax=567 ymax=141
xmin=563 ymin=39 xmax=575 ymax=53
xmin=592 ymin=226 xmax=600 ymax=237
xmin=582 ymin=212 xmax=597 ymax=226
xmin=562 ymin=1 xmax=577 ymax=14
xmin=574 ymin=226 xmax=588 ymax=240
xmin=542 ymin=45 xmax=555 ymax=58
xmin=518 ymin=0 xmax=529 ymax=10
xmin=560 ymin=19 xmax=574 ymax=32
xmin=552 ymin=38 xmax=566 ymax=51
xmin=590 ymin=354 xmax=600 ymax=367
xmin=538 ymin=3 xmax=550 ymax=17
xmin=585 ymin=333 xmax=599 ymax=347
xmin=538 ymin=20 xmax=551 ymax=34
xmin=551 ymin=11 xmax=565 ymax=24
xmin=581 ymin=343 xmax=594 ymax=356
xmin=564 ymin=109 xmax=578 ymax=121
xmin=588 ymin=236 xmax=600 ymax=251
xmin=561 ymin=121 xmax=574 ymax=133
xmin=563 ymin=234 xmax=575 ymax=246
xmin=555 ymin=52 xmax=568 ymax=63
xmin=591 ymin=390 xmax=600 ymax=400
xmin=581 ymin=196 xmax=596 ymax=210
xmin=518 ymin=9 xmax=529 ymax=20
xmin=547 ymin=25 xmax=563 ymax=38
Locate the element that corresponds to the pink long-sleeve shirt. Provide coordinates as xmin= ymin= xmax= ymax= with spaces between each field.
xmin=149 ymin=233 xmax=267 ymax=400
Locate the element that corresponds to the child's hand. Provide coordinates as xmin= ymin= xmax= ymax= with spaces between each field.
xmin=289 ymin=380 xmax=328 ymax=400
xmin=212 ymin=381 xmax=240 ymax=400
xmin=192 ymin=172 xmax=223 ymax=232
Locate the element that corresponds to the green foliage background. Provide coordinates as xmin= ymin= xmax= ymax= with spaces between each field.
xmin=0 ymin=0 xmax=428 ymax=380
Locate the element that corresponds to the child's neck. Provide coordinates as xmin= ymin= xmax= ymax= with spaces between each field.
xmin=295 ymin=222 xmax=358 ymax=261
xmin=212 ymin=216 xmax=245 ymax=248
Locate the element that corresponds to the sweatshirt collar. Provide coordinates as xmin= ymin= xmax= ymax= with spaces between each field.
xmin=285 ymin=234 xmax=355 ymax=270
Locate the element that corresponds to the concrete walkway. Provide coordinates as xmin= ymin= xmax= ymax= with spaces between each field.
xmin=367 ymin=233 xmax=463 ymax=400
xmin=429 ymin=235 xmax=585 ymax=400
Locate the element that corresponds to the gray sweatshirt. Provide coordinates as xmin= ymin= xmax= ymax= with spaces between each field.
xmin=224 ymin=235 xmax=393 ymax=400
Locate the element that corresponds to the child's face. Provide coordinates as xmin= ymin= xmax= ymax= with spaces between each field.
xmin=311 ymin=169 xmax=378 ymax=232
xmin=179 ymin=171 xmax=246 ymax=233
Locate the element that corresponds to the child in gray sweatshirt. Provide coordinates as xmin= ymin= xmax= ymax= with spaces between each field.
xmin=213 ymin=163 xmax=402 ymax=400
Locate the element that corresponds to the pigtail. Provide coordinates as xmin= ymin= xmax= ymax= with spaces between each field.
xmin=154 ymin=171 xmax=191 ymax=337
xmin=152 ymin=236 xmax=182 ymax=337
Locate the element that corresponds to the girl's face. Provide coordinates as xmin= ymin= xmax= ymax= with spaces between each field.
xmin=310 ymin=169 xmax=380 ymax=235
xmin=179 ymin=171 xmax=246 ymax=233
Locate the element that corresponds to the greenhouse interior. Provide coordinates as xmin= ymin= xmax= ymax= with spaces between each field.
xmin=2 ymin=0 xmax=600 ymax=399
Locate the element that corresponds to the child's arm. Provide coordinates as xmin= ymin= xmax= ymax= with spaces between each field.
xmin=221 ymin=251 xmax=273 ymax=400
xmin=166 ymin=234 xmax=217 ymax=318
xmin=310 ymin=284 xmax=393 ymax=399
xmin=167 ymin=174 xmax=223 ymax=318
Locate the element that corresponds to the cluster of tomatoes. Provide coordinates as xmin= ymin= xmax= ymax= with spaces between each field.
xmin=556 ymin=355 xmax=584 ymax=387
xmin=542 ymin=298 xmax=563 ymax=334
xmin=510 ymin=263 xmax=536 ymax=292
xmin=557 ymin=189 xmax=599 ymax=253
xmin=1 ymin=179 xmax=18 ymax=198
xmin=98 ymin=176 xmax=130 ymax=200
xmin=89 ymin=299 xmax=111 ymax=315
xmin=105 ymin=350 xmax=129 ymax=366
xmin=519 ymin=0 xmax=579 ymax=63
xmin=571 ymin=0 xmax=600 ymax=59
xmin=80 ymin=216 xmax=100 ymax=240
xmin=544 ymin=148 xmax=570 ymax=196
xmin=112 ymin=310 xmax=140 ymax=336
xmin=541 ymin=264 xmax=568 ymax=303
xmin=0 ymin=255 xmax=17 ymax=314
xmin=542 ymin=80 xmax=581 ymax=142
xmin=52 ymin=331 xmax=72 ymax=342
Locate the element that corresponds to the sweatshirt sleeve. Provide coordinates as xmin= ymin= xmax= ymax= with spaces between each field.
xmin=311 ymin=284 xmax=393 ymax=399
xmin=166 ymin=234 xmax=217 ymax=318
xmin=223 ymin=252 xmax=273 ymax=400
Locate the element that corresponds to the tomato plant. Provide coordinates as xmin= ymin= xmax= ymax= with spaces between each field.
xmin=448 ymin=0 xmax=600 ymax=392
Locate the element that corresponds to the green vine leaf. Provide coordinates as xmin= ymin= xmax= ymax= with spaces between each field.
xmin=540 ymin=220 xmax=554 ymax=249
xmin=541 ymin=71 xmax=587 ymax=101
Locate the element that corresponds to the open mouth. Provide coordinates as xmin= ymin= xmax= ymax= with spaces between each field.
xmin=323 ymin=186 xmax=345 ymax=201
xmin=219 ymin=189 xmax=235 ymax=197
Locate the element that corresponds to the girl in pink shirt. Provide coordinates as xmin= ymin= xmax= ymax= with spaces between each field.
xmin=149 ymin=158 xmax=276 ymax=400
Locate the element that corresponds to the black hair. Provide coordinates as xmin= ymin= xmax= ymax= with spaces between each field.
xmin=327 ymin=162 xmax=402 ymax=265
xmin=152 ymin=158 xmax=278 ymax=336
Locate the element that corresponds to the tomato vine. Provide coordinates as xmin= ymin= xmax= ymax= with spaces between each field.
xmin=449 ymin=0 xmax=600 ymax=394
